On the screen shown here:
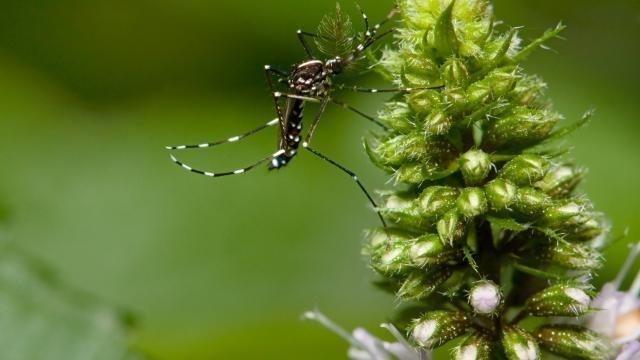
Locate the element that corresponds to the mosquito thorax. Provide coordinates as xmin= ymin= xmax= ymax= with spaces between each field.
xmin=289 ymin=59 xmax=328 ymax=95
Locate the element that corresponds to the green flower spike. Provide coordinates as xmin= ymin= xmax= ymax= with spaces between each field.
xmin=355 ymin=0 xmax=612 ymax=357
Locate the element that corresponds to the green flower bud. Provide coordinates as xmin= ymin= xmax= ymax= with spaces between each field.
xmin=568 ymin=217 xmax=605 ymax=242
xmin=403 ymin=50 xmax=440 ymax=87
xmin=539 ymin=200 xmax=585 ymax=227
xmin=419 ymin=186 xmax=460 ymax=221
xmin=485 ymin=179 xmax=518 ymax=211
xmin=534 ymin=325 xmax=613 ymax=360
xmin=409 ymin=234 xmax=461 ymax=268
xmin=538 ymin=241 xmax=601 ymax=270
xmin=378 ymin=102 xmax=414 ymax=133
xmin=370 ymin=243 xmax=411 ymax=276
xmin=513 ymin=75 xmax=547 ymax=106
xmin=460 ymin=150 xmax=492 ymax=186
xmin=498 ymin=155 xmax=550 ymax=186
xmin=484 ymin=108 xmax=560 ymax=150
xmin=398 ymin=267 xmax=454 ymax=300
xmin=535 ymin=165 xmax=585 ymax=198
xmin=443 ymin=87 xmax=468 ymax=114
xmin=512 ymin=187 xmax=552 ymax=219
xmin=407 ymin=89 xmax=443 ymax=114
xmin=467 ymin=68 xmax=519 ymax=108
xmin=501 ymin=326 xmax=541 ymax=360
xmin=379 ymin=193 xmax=425 ymax=230
xmin=455 ymin=332 xmax=492 ymax=360
xmin=456 ymin=188 xmax=488 ymax=218
xmin=442 ymin=57 xmax=469 ymax=87
xmin=438 ymin=210 xmax=466 ymax=246
xmin=469 ymin=280 xmax=503 ymax=316
xmin=424 ymin=111 xmax=454 ymax=136
xmin=375 ymin=133 xmax=426 ymax=167
xmin=411 ymin=311 xmax=471 ymax=349
xmin=525 ymin=283 xmax=591 ymax=317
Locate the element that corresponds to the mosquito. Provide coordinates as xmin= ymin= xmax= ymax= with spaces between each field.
xmin=166 ymin=5 xmax=442 ymax=229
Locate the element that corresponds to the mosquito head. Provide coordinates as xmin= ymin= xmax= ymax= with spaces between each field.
xmin=325 ymin=56 xmax=345 ymax=75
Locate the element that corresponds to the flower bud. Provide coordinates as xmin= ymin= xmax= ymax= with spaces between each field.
xmin=535 ymin=165 xmax=585 ymax=198
xmin=419 ymin=186 xmax=460 ymax=221
xmin=424 ymin=111 xmax=454 ymax=136
xmin=539 ymin=201 xmax=585 ymax=227
xmin=409 ymin=234 xmax=461 ymax=268
xmin=513 ymin=75 xmax=547 ymax=106
xmin=442 ymin=57 xmax=469 ymax=87
xmin=538 ymin=241 xmax=601 ymax=270
xmin=534 ymin=325 xmax=613 ymax=360
xmin=467 ymin=68 xmax=519 ymax=108
xmin=378 ymin=102 xmax=414 ymax=133
xmin=469 ymin=280 xmax=503 ymax=315
xmin=485 ymin=179 xmax=517 ymax=210
xmin=456 ymin=188 xmax=488 ymax=218
xmin=407 ymin=89 xmax=443 ymax=114
xmin=438 ymin=210 xmax=466 ymax=246
xmin=460 ymin=150 xmax=492 ymax=186
xmin=369 ymin=242 xmax=412 ymax=276
xmin=398 ymin=267 xmax=454 ymax=301
xmin=498 ymin=155 xmax=550 ymax=186
xmin=501 ymin=326 xmax=541 ymax=360
xmin=525 ymin=283 xmax=591 ymax=317
xmin=484 ymin=108 xmax=560 ymax=150
xmin=379 ymin=193 xmax=425 ymax=230
xmin=411 ymin=311 xmax=470 ymax=349
xmin=375 ymin=133 xmax=426 ymax=167
xmin=568 ymin=218 xmax=605 ymax=242
xmin=512 ymin=188 xmax=552 ymax=219
xmin=455 ymin=332 xmax=492 ymax=360
xmin=443 ymin=88 xmax=468 ymax=114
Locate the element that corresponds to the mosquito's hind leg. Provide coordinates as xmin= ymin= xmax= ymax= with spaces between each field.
xmin=331 ymin=99 xmax=388 ymax=130
xmin=169 ymin=150 xmax=286 ymax=178
xmin=302 ymin=143 xmax=388 ymax=229
xmin=165 ymin=118 xmax=280 ymax=151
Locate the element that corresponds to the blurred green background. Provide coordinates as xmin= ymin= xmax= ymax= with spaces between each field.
xmin=0 ymin=0 xmax=638 ymax=358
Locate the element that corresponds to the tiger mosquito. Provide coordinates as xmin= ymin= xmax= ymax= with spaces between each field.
xmin=166 ymin=5 xmax=442 ymax=229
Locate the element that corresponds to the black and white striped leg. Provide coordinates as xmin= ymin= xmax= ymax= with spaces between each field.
xmin=339 ymin=84 xmax=445 ymax=94
xmin=265 ymin=65 xmax=289 ymax=125
xmin=273 ymin=92 xmax=321 ymax=103
xmin=331 ymin=99 xmax=388 ymax=130
xmin=302 ymin=143 xmax=388 ymax=229
xmin=169 ymin=149 xmax=286 ymax=178
xmin=165 ymin=118 xmax=280 ymax=151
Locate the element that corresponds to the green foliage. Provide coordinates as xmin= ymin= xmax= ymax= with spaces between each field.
xmin=364 ymin=0 xmax=611 ymax=357
xmin=0 ymin=248 xmax=143 ymax=360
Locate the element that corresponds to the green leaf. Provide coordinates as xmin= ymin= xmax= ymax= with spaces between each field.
xmin=315 ymin=3 xmax=355 ymax=59
xmin=431 ymin=0 xmax=459 ymax=58
xmin=511 ymin=22 xmax=566 ymax=63
xmin=0 ymin=249 xmax=143 ymax=360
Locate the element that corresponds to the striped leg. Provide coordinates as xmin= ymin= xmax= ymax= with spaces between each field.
xmin=331 ymin=99 xmax=387 ymax=130
xmin=301 ymin=101 xmax=388 ymax=229
xmin=302 ymin=144 xmax=388 ymax=229
xmin=169 ymin=150 xmax=286 ymax=178
xmin=338 ymin=84 xmax=445 ymax=94
xmin=165 ymin=118 xmax=280 ymax=150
